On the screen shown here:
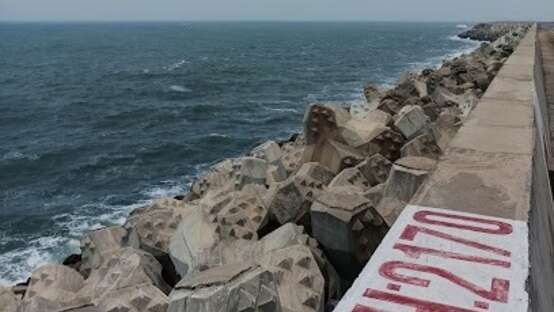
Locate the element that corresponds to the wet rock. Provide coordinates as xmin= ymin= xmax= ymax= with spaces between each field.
xmin=63 ymin=254 xmax=83 ymax=273
xmin=363 ymin=85 xmax=382 ymax=104
xmin=393 ymin=105 xmax=430 ymax=139
xmin=377 ymin=157 xmax=436 ymax=225
xmin=11 ymin=282 xmax=27 ymax=300
xmin=19 ymin=265 xmax=86 ymax=312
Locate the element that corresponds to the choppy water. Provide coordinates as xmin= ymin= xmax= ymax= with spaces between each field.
xmin=0 ymin=22 xmax=479 ymax=284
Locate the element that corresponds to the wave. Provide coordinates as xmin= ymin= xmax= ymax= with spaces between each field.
xmin=1 ymin=151 xmax=40 ymax=162
xmin=166 ymin=59 xmax=188 ymax=71
xmin=456 ymin=24 xmax=469 ymax=29
xmin=264 ymin=107 xmax=299 ymax=113
xmin=0 ymin=181 xmax=187 ymax=286
xmin=169 ymin=85 xmax=192 ymax=93
xmin=208 ymin=133 xmax=230 ymax=138
xmin=0 ymin=235 xmax=74 ymax=285
xmin=406 ymin=36 xmax=481 ymax=73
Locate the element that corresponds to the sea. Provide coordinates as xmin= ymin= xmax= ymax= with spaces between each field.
xmin=0 ymin=21 xmax=479 ymax=284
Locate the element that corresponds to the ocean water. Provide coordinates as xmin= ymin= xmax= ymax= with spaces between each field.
xmin=0 ymin=22 xmax=479 ymax=284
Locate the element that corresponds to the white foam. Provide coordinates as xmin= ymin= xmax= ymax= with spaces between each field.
xmin=456 ymin=24 xmax=469 ymax=29
xmin=169 ymin=85 xmax=192 ymax=93
xmin=1 ymin=151 xmax=39 ymax=161
xmin=264 ymin=107 xmax=299 ymax=113
xmin=0 ymin=235 xmax=70 ymax=286
xmin=208 ymin=133 xmax=230 ymax=138
xmin=141 ymin=182 xmax=186 ymax=199
xmin=0 ymin=180 xmax=189 ymax=285
xmin=166 ymin=59 xmax=188 ymax=71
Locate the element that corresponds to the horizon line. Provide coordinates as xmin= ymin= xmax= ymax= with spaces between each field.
xmin=0 ymin=19 xmax=522 ymax=24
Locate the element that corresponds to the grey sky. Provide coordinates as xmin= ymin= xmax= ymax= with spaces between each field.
xmin=0 ymin=0 xmax=552 ymax=22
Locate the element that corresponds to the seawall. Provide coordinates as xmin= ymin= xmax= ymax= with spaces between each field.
xmin=335 ymin=24 xmax=554 ymax=311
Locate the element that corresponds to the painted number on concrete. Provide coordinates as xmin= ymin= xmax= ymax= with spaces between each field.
xmin=334 ymin=205 xmax=529 ymax=312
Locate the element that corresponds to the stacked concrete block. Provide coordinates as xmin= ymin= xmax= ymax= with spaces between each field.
xmin=191 ymin=159 xmax=235 ymax=197
xmin=293 ymin=162 xmax=335 ymax=201
xmin=79 ymin=248 xmax=169 ymax=301
xmin=80 ymin=226 xmax=129 ymax=277
xmin=259 ymin=244 xmax=325 ymax=312
xmin=281 ymin=139 xmax=306 ymax=174
xmin=18 ymin=265 xmax=85 ymax=312
xmin=216 ymin=185 xmax=270 ymax=241
xmin=328 ymin=167 xmax=371 ymax=192
xmin=306 ymin=139 xmax=364 ymax=173
xmin=169 ymin=208 xmax=221 ymax=277
xmin=400 ymin=133 xmax=442 ymax=159
xmin=311 ymin=187 xmax=386 ymax=279
xmin=125 ymin=198 xmax=197 ymax=258
xmin=168 ymin=263 xmax=279 ymax=312
xmin=97 ymin=284 xmax=168 ymax=312
xmin=303 ymin=104 xmax=351 ymax=145
xmin=264 ymin=178 xmax=307 ymax=224
xmin=377 ymin=156 xmax=436 ymax=225
xmin=393 ymin=105 xmax=430 ymax=139
xmin=355 ymin=154 xmax=393 ymax=186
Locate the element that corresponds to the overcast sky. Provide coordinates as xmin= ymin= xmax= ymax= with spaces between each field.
xmin=0 ymin=0 xmax=552 ymax=22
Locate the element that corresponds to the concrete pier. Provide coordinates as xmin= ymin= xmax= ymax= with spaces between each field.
xmin=335 ymin=25 xmax=554 ymax=312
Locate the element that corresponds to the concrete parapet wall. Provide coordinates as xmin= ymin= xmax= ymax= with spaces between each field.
xmin=335 ymin=25 xmax=554 ymax=311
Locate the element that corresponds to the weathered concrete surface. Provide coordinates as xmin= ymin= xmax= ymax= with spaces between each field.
xmin=335 ymin=25 xmax=554 ymax=312
xmin=414 ymin=24 xmax=554 ymax=312
xmin=413 ymin=26 xmax=539 ymax=220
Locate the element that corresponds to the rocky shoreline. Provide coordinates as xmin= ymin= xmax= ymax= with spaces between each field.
xmin=0 ymin=22 xmax=531 ymax=312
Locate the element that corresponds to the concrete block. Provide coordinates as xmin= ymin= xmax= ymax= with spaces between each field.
xmin=400 ymin=133 xmax=441 ymax=159
xmin=393 ymin=105 xmax=430 ymax=139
